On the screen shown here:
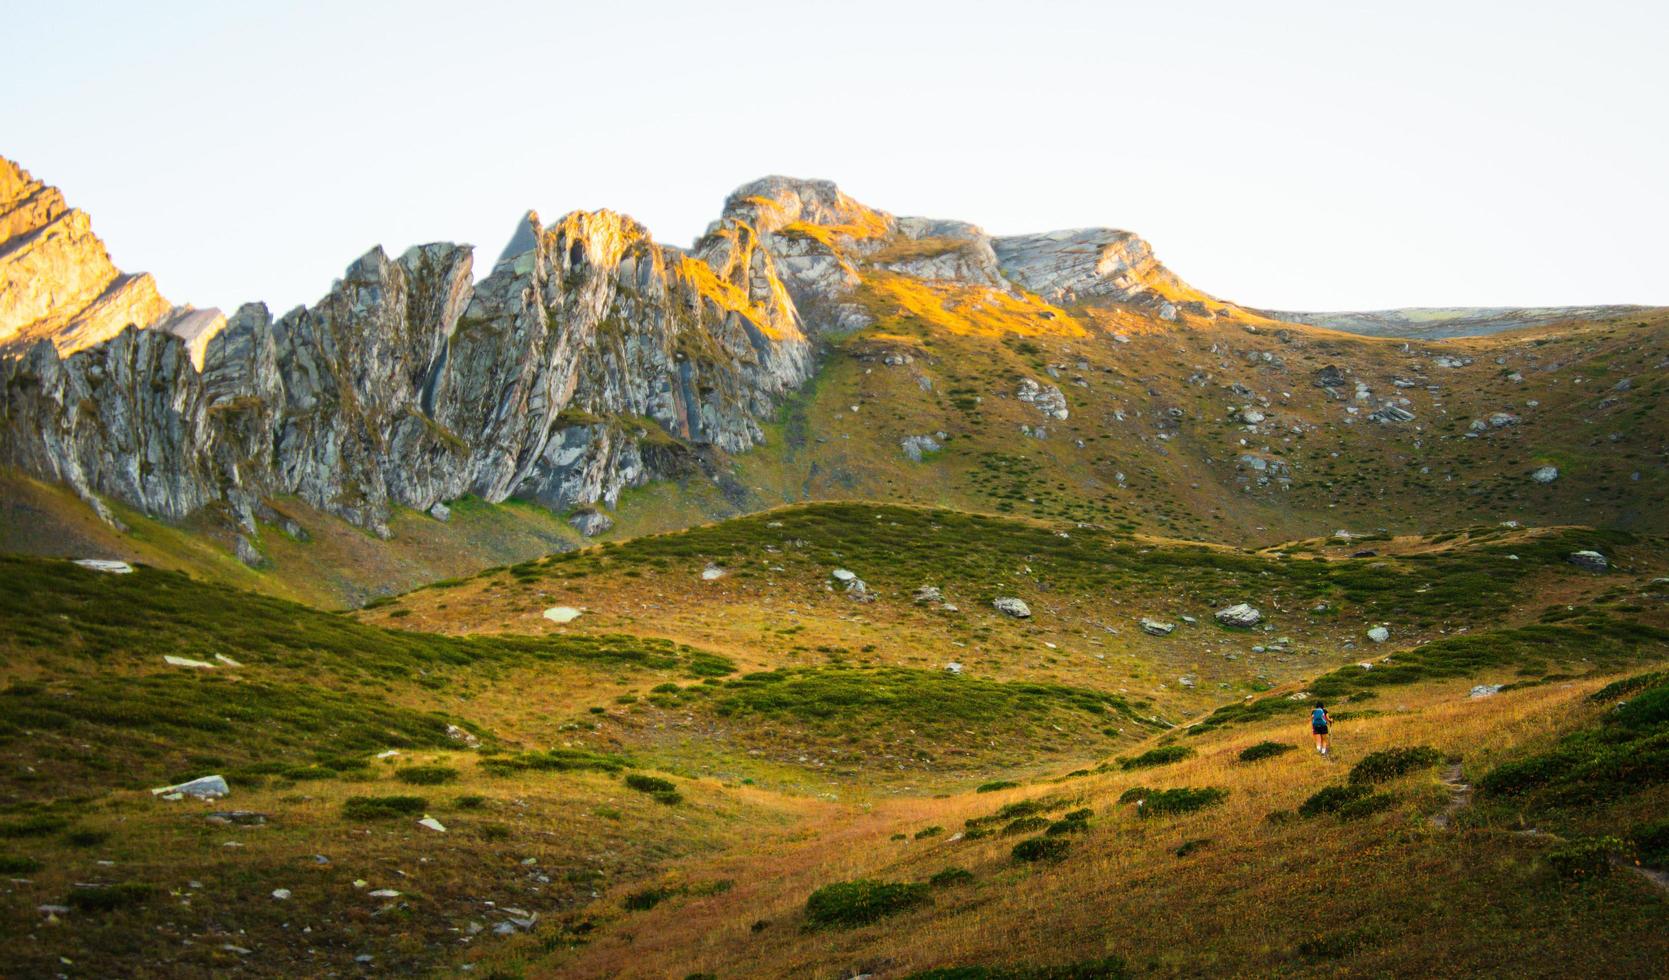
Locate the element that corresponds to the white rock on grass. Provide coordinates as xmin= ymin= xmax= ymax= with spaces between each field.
xmin=944 ymin=662 xmax=964 ymax=675
xmin=542 ymin=606 xmax=582 ymax=624
xmin=1530 ymin=465 xmax=1559 ymax=484
xmin=1215 ymin=603 xmax=1262 ymax=627
xmin=993 ymin=597 xmax=1032 ymax=618
xmin=271 ymin=889 xmax=291 ymax=900
xmin=164 ymin=655 xmax=216 ymax=669
xmin=417 ymin=816 xmax=446 ymax=832
xmin=151 ymin=775 xmax=229 ymax=800
xmin=1139 ymin=618 xmax=1175 ymax=636
xmin=73 ymin=559 xmax=132 ymax=574
xmin=1469 ymin=684 xmax=1502 ymax=699
xmin=701 ymin=565 xmax=726 ymax=581
xmin=1567 ymin=551 xmax=1608 ymax=572
xmin=1367 ymin=626 xmax=1390 ymax=643
xmin=369 ymin=888 xmax=401 ymax=898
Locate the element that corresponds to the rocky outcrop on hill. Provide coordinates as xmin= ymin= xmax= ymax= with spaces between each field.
xmin=0 ymin=157 xmax=222 ymax=361
xmin=0 ymin=164 xmax=1247 ymax=541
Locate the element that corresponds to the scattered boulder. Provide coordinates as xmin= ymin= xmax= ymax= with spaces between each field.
xmin=1215 ymin=603 xmax=1262 ymax=627
xmin=1368 ymin=404 xmax=1415 ymax=424
xmin=944 ymin=662 xmax=964 ymax=675
xmin=1487 ymin=412 xmax=1519 ymax=428
xmin=832 ymin=569 xmax=857 ymax=583
xmin=151 ymin=775 xmax=229 ymax=800
xmin=993 ymin=597 xmax=1032 ymax=618
xmin=1017 ymin=378 xmax=1069 ymax=420
xmin=272 ymin=889 xmax=291 ymax=901
xmin=445 ymin=724 xmax=481 ymax=748
xmin=1367 ymin=626 xmax=1390 ymax=643
xmin=428 ymin=501 xmax=451 ymax=522
xmin=164 ymin=655 xmax=216 ymax=669
xmin=1313 ymin=365 xmax=1347 ymax=389
xmin=701 ymin=565 xmax=726 ymax=581
xmin=1469 ymin=684 xmax=1502 ymax=699
xmin=73 ymin=558 xmax=132 ymax=574
xmin=1139 ymin=618 xmax=1175 ymax=636
xmin=568 ymin=508 xmax=613 ymax=537
xmin=1178 ymin=674 xmax=1197 ymax=689
xmin=913 ymin=585 xmax=944 ymax=604
xmin=900 ymin=434 xmax=942 ymax=462
xmin=417 ymin=816 xmax=446 ymax=832
xmin=205 ymin=811 xmax=267 ymax=826
xmin=1235 ymin=407 xmax=1266 ymax=425
xmin=543 ymin=606 xmax=582 ymax=624
xmin=1530 ymin=465 xmax=1559 ymax=484
xmin=1567 ymin=551 xmax=1608 ymax=572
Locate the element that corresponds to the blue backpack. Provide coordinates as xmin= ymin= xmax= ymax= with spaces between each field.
xmin=1311 ymin=707 xmax=1328 ymax=727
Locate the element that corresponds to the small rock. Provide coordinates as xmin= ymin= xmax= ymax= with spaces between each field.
xmin=164 ymin=655 xmax=216 ymax=669
xmin=445 ymin=724 xmax=480 ymax=748
xmin=944 ymin=662 xmax=964 ymax=675
xmin=1215 ymin=603 xmax=1262 ymax=627
xmin=831 ymin=568 xmax=857 ymax=583
xmin=912 ymin=585 xmax=944 ymax=604
xmin=1469 ymin=684 xmax=1502 ymax=699
xmin=993 ymin=597 xmax=1032 ymax=618
xmin=543 ymin=606 xmax=583 ymax=623
xmin=701 ymin=564 xmax=726 ymax=581
xmin=1139 ymin=618 xmax=1175 ymax=636
xmin=1367 ymin=626 xmax=1390 ymax=643
xmin=1530 ymin=465 xmax=1559 ymax=484
xmin=418 ymin=816 xmax=446 ymax=832
xmin=428 ymin=501 xmax=451 ymax=522
xmin=271 ymin=889 xmax=291 ymax=900
xmin=151 ymin=775 xmax=229 ymax=800
xmin=72 ymin=559 xmax=133 ymax=574
xmin=369 ymin=888 xmax=401 ymax=898
xmin=568 ymin=508 xmax=613 ymax=537
xmin=1567 ymin=550 xmax=1608 ymax=572
xmin=1178 ymin=674 xmax=1197 ymax=689
xmin=900 ymin=434 xmax=942 ymax=462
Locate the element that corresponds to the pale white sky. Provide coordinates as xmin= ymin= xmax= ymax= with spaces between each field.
xmin=6 ymin=0 xmax=1666 ymax=315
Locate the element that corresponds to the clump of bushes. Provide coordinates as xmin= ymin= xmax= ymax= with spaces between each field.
xmin=479 ymin=748 xmax=630 ymax=776
xmin=1298 ymin=784 xmax=1395 ymax=819
xmin=929 ymin=867 xmax=974 ymax=887
xmin=1547 ymin=836 xmax=1627 ymax=881
xmin=1012 ymin=837 xmax=1071 ymax=862
xmin=1137 ymin=787 xmax=1227 ymax=817
xmin=1630 ymin=819 xmax=1669 ymax=867
xmin=1117 ymin=787 xmax=1150 ymax=804
xmin=915 ymin=825 xmax=944 ymax=839
xmin=1002 ymin=816 xmax=1051 ymax=836
xmin=1119 ymin=745 xmax=1194 ymax=770
xmin=1175 ymin=838 xmax=1211 ymax=858
xmin=396 ymin=765 xmax=460 ymax=785
xmin=0 ymin=854 xmax=43 ymax=874
xmin=342 ymin=795 xmax=427 ymax=820
xmin=66 ymin=882 xmax=153 ymax=912
xmin=1348 ymin=746 xmax=1443 ymax=785
xmin=1045 ymin=814 xmax=1089 ymax=836
xmin=1239 ymin=741 xmax=1296 ymax=763
xmin=624 ymin=772 xmax=682 ymax=804
xmin=804 ymin=879 xmax=930 ymax=928
xmin=977 ymin=780 xmax=1019 ymax=793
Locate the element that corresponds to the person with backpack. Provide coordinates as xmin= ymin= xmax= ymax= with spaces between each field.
xmin=1311 ymin=703 xmax=1332 ymax=755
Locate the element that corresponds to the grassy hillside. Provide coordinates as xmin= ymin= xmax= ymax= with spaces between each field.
xmin=1 ymin=505 xmax=1666 ymax=975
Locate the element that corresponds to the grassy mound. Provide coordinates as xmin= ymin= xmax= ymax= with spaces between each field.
xmin=804 ymin=879 xmax=931 ymax=928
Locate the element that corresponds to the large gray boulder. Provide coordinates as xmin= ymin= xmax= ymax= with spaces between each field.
xmin=993 ymin=597 xmax=1032 ymax=618
xmin=1215 ymin=603 xmax=1262 ymax=627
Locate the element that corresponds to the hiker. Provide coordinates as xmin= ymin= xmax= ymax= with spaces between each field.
xmin=1311 ymin=703 xmax=1332 ymax=755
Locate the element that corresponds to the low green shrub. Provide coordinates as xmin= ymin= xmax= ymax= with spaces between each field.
xmin=929 ymin=867 xmax=974 ymax=887
xmin=1174 ymin=838 xmax=1211 ymax=857
xmin=454 ymin=794 xmax=486 ymax=809
xmin=624 ymin=886 xmax=674 ymax=911
xmin=1298 ymin=785 xmax=1370 ymax=817
xmin=1045 ymin=817 xmax=1089 ymax=836
xmin=396 ymin=765 xmax=459 ymax=786
xmin=1547 ymin=836 xmax=1627 ymax=881
xmin=915 ymin=825 xmax=944 ymax=839
xmin=1138 ymin=787 xmax=1228 ymax=817
xmin=977 ymin=780 xmax=1019 ymax=793
xmin=1238 ymin=741 xmax=1296 ymax=763
xmin=0 ymin=854 xmax=43 ymax=873
xmin=341 ymin=795 xmax=427 ymax=820
xmin=1349 ymin=747 xmax=1443 ymax=784
xmin=1116 ymin=787 xmax=1150 ymax=804
xmin=1002 ymin=816 xmax=1051 ymax=836
xmin=66 ymin=882 xmax=153 ymax=912
xmin=1629 ymin=819 xmax=1669 ymax=867
xmin=804 ymin=879 xmax=930 ymax=928
xmin=1119 ymin=745 xmax=1193 ymax=770
xmin=625 ymin=774 xmax=676 ymax=794
xmin=1012 ymin=837 xmax=1071 ymax=862
xmin=1336 ymin=792 xmax=1396 ymax=820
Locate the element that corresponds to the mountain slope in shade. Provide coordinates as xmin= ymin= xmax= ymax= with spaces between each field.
xmin=1261 ymin=304 xmax=1653 ymax=339
xmin=0 ymin=156 xmax=224 ymax=363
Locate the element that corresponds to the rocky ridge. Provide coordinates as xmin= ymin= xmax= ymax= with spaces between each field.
xmin=0 ymin=162 xmax=1251 ymax=549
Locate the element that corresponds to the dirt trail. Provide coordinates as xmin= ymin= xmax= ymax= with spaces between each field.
xmin=1430 ymin=762 xmax=1472 ymax=829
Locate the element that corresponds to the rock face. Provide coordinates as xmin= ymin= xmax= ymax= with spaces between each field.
xmin=0 ymin=164 xmax=1251 ymax=541
xmin=0 ymin=156 xmax=223 ymax=361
